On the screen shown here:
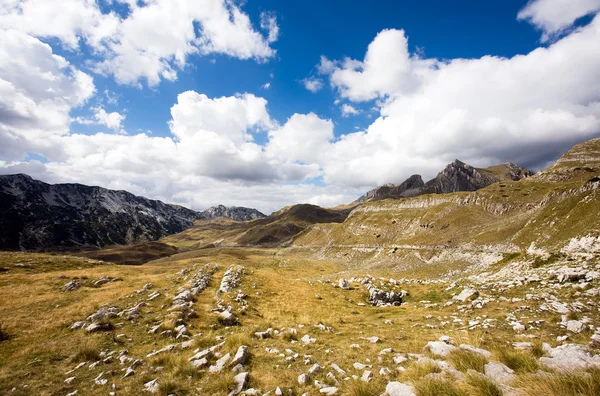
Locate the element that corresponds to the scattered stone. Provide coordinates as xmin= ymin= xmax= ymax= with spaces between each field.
xmin=367 ymin=285 xmax=403 ymax=306
xmin=218 ymin=311 xmax=239 ymax=326
xmin=459 ymin=344 xmax=492 ymax=358
xmin=209 ymin=353 xmax=231 ymax=373
xmin=484 ymin=362 xmax=516 ymax=385
xmin=231 ymin=345 xmax=249 ymax=367
xmin=383 ymin=382 xmax=416 ymax=396
xmin=143 ymin=379 xmax=159 ymax=393
xmin=453 ymin=288 xmax=479 ymax=302
xmin=319 ymin=387 xmax=338 ymax=395
xmin=298 ymin=373 xmax=310 ymax=385
xmin=228 ymin=372 xmax=249 ymax=396
xmin=301 ymin=334 xmax=316 ymax=345
xmin=424 ymin=341 xmax=458 ymax=357
xmin=63 ymin=280 xmax=81 ymax=292
xmin=360 ymin=370 xmax=373 ymax=382
xmin=566 ymin=320 xmax=586 ymax=333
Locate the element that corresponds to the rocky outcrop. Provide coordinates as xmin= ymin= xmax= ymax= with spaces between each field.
xmin=200 ymin=204 xmax=265 ymax=221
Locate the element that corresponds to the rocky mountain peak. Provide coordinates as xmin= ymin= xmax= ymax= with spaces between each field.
xmin=200 ymin=205 xmax=266 ymax=222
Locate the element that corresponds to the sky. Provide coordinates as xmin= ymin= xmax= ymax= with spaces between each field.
xmin=1 ymin=0 xmax=600 ymax=214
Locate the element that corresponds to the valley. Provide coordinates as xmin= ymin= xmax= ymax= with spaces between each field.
xmin=0 ymin=138 xmax=600 ymax=396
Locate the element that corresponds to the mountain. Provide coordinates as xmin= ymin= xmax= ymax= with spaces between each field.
xmin=354 ymin=161 xmax=533 ymax=203
xmin=0 ymin=174 xmax=203 ymax=251
xmin=200 ymin=204 xmax=265 ymax=221
xmin=162 ymin=203 xmax=350 ymax=250
xmin=295 ymin=138 xmax=600 ymax=265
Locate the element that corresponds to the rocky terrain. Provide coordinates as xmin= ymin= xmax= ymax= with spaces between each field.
xmin=355 ymin=161 xmax=533 ymax=204
xmin=0 ymin=175 xmax=264 ymax=251
xmin=0 ymin=138 xmax=599 ymax=396
xmin=201 ymin=205 xmax=266 ymax=222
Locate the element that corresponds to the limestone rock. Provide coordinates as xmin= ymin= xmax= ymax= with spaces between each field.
xmin=383 ymin=382 xmax=416 ymax=396
xmin=453 ymin=288 xmax=479 ymax=302
xmin=228 ymin=372 xmax=249 ymax=396
xmin=484 ymin=362 xmax=515 ymax=385
xmin=424 ymin=341 xmax=458 ymax=357
xmin=230 ymin=345 xmax=249 ymax=367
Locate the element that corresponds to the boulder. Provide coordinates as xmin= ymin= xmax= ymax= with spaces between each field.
xmin=539 ymin=343 xmax=600 ymax=372
xmin=218 ymin=311 xmax=238 ymax=326
xmin=63 ymin=280 xmax=81 ymax=292
xmin=298 ymin=373 xmax=310 ymax=385
xmin=228 ymin=372 xmax=249 ymax=396
xmin=230 ymin=345 xmax=249 ymax=367
xmin=383 ymin=382 xmax=416 ymax=396
xmin=453 ymin=288 xmax=479 ymax=302
xmin=424 ymin=341 xmax=458 ymax=357
xmin=484 ymin=362 xmax=515 ymax=385
xmin=566 ymin=320 xmax=586 ymax=333
xmin=338 ymin=279 xmax=350 ymax=290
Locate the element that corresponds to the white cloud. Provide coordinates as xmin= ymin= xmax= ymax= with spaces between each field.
xmin=317 ymin=16 xmax=600 ymax=187
xmin=518 ymin=0 xmax=600 ymax=41
xmin=260 ymin=11 xmax=279 ymax=43
xmin=0 ymin=0 xmax=278 ymax=86
xmin=0 ymin=28 xmax=95 ymax=161
xmin=341 ymin=104 xmax=360 ymax=117
xmin=320 ymin=29 xmax=435 ymax=102
xmin=266 ymin=113 xmax=333 ymax=165
xmin=93 ymin=107 xmax=126 ymax=131
xmin=262 ymin=82 xmax=271 ymax=90
xmin=302 ymin=77 xmax=323 ymax=93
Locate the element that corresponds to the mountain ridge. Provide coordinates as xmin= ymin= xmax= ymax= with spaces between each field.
xmin=0 ymin=174 xmax=264 ymax=251
xmin=354 ymin=160 xmax=534 ymax=204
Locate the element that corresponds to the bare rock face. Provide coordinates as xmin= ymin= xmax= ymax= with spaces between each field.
xmin=0 ymin=174 xmax=201 ymax=250
xmin=201 ymin=204 xmax=265 ymax=221
xmin=353 ymin=160 xmax=532 ymax=204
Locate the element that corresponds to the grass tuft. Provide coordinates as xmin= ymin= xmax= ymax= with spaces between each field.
xmin=345 ymin=380 xmax=384 ymax=396
xmin=518 ymin=368 xmax=600 ymax=396
xmin=414 ymin=378 xmax=467 ymax=396
xmin=403 ymin=360 xmax=442 ymax=381
xmin=498 ymin=348 xmax=539 ymax=374
xmin=466 ymin=372 xmax=502 ymax=396
xmin=447 ymin=349 xmax=488 ymax=373
xmin=70 ymin=344 xmax=100 ymax=362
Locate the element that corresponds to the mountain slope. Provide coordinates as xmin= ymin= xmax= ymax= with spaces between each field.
xmin=0 ymin=174 xmax=202 ymax=250
xmin=294 ymin=138 xmax=600 ymax=271
xmin=201 ymin=204 xmax=265 ymax=221
xmin=354 ymin=161 xmax=533 ymax=204
xmin=163 ymin=203 xmax=350 ymax=249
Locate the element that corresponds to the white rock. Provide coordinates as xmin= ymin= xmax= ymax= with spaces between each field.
xmin=228 ymin=372 xmax=249 ymax=396
xmin=484 ymin=362 xmax=515 ymax=385
xmin=459 ymin=344 xmax=492 ymax=358
xmin=454 ymin=288 xmax=479 ymax=302
xmin=360 ymin=370 xmax=373 ymax=382
xmin=319 ymin=387 xmax=338 ymax=395
xmin=383 ymin=382 xmax=416 ymax=396
xmin=231 ymin=345 xmax=250 ymax=367
xmin=566 ymin=320 xmax=586 ymax=333
xmin=424 ymin=341 xmax=458 ymax=357
xmin=298 ymin=373 xmax=310 ymax=385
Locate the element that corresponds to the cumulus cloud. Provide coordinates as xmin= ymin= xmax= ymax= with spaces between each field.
xmin=302 ymin=77 xmax=323 ymax=93
xmin=518 ymin=0 xmax=600 ymax=41
xmin=0 ymin=0 xmax=278 ymax=86
xmin=341 ymin=104 xmax=360 ymax=117
xmin=0 ymin=28 xmax=95 ymax=161
xmin=317 ymin=15 xmax=600 ymax=187
xmin=320 ymin=29 xmax=435 ymax=102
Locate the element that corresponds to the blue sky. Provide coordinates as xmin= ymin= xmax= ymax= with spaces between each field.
xmin=70 ymin=0 xmax=545 ymax=140
xmin=1 ymin=0 xmax=600 ymax=213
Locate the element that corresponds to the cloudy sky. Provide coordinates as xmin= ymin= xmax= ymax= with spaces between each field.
xmin=1 ymin=0 xmax=599 ymax=214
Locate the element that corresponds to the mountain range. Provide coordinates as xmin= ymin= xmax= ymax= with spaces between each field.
xmin=354 ymin=161 xmax=533 ymax=203
xmin=0 ymin=174 xmax=264 ymax=251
